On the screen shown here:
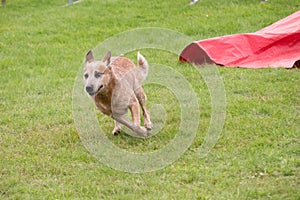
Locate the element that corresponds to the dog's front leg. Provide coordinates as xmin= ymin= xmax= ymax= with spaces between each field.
xmin=112 ymin=115 xmax=147 ymax=137
xmin=112 ymin=120 xmax=122 ymax=135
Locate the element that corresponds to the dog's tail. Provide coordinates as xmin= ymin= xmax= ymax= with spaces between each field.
xmin=137 ymin=52 xmax=149 ymax=81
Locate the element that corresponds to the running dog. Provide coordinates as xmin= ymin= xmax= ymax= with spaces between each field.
xmin=83 ymin=50 xmax=152 ymax=137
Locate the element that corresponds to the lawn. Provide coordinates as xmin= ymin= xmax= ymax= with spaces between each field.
xmin=0 ymin=0 xmax=299 ymax=199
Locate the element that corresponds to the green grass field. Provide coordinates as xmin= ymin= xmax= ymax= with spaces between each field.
xmin=1 ymin=0 xmax=299 ymax=199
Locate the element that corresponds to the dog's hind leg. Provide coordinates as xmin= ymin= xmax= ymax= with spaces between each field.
xmin=112 ymin=95 xmax=147 ymax=137
xmin=112 ymin=120 xmax=122 ymax=135
xmin=135 ymin=87 xmax=152 ymax=130
xmin=129 ymin=95 xmax=141 ymax=127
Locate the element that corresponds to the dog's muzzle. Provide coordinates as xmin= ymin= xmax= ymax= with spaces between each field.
xmin=86 ymin=85 xmax=103 ymax=96
xmin=85 ymin=86 xmax=94 ymax=94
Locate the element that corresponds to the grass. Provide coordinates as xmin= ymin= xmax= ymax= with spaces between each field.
xmin=1 ymin=0 xmax=300 ymax=199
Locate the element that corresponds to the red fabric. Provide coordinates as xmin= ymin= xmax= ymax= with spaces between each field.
xmin=179 ymin=10 xmax=300 ymax=68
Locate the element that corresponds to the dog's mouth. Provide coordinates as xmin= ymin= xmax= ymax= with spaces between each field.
xmin=89 ymin=85 xmax=104 ymax=96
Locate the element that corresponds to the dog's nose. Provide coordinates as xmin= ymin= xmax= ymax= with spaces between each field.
xmin=85 ymin=86 xmax=93 ymax=93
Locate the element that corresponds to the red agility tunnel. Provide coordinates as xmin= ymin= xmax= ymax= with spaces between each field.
xmin=179 ymin=10 xmax=300 ymax=69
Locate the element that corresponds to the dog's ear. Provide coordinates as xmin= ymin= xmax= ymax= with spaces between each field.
xmin=86 ymin=50 xmax=94 ymax=63
xmin=102 ymin=51 xmax=111 ymax=66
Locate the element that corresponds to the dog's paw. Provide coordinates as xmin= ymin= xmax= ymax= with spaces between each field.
xmin=136 ymin=126 xmax=148 ymax=137
xmin=112 ymin=127 xmax=121 ymax=136
xmin=144 ymin=121 xmax=153 ymax=131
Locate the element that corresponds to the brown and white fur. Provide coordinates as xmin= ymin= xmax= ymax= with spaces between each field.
xmin=83 ymin=50 xmax=152 ymax=137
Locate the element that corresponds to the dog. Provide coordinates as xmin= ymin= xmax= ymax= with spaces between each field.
xmin=83 ymin=50 xmax=152 ymax=137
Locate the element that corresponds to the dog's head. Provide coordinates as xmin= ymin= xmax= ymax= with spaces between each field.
xmin=83 ymin=50 xmax=112 ymax=96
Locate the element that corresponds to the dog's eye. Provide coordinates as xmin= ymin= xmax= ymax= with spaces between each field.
xmin=84 ymin=74 xmax=89 ymax=79
xmin=95 ymin=72 xmax=103 ymax=78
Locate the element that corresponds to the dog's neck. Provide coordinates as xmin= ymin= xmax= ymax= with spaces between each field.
xmin=93 ymin=73 xmax=116 ymax=115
